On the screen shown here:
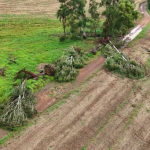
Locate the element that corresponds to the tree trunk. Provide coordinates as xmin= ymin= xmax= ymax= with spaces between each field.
xmin=95 ymin=29 xmax=96 ymax=38
xmin=63 ymin=18 xmax=66 ymax=35
xmin=63 ymin=26 xmax=65 ymax=35
xmin=83 ymin=27 xmax=86 ymax=39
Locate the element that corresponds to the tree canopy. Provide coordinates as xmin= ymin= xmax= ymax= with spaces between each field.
xmin=102 ymin=0 xmax=138 ymax=37
xmin=57 ymin=0 xmax=138 ymax=39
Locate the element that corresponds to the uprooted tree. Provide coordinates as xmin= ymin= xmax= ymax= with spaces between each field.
xmin=0 ymin=80 xmax=36 ymax=129
xmin=101 ymin=44 xmax=145 ymax=79
xmin=54 ymin=47 xmax=86 ymax=82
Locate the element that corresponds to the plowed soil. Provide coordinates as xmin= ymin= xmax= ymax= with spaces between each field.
xmin=0 ymin=0 xmax=103 ymax=17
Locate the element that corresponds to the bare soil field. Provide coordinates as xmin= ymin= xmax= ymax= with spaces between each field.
xmin=0 ymin=0 xmax=144 ymax=17
xmin=0 ymin=0 xmax=102 ymax=17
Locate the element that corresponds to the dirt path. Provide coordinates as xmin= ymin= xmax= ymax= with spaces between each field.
xmin=36 ymin=55 xmax=105 ymax=112
xmin=123 ymin=2 xmax=150 ymax=42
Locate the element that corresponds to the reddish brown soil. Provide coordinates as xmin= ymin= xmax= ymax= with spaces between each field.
xmin=0 ymin=129 xmax=8 ymax=139
xmin=36 ymin=55 xmax=105 ymax=112
xmin=140 ymin=3 xmax=150 ymax=28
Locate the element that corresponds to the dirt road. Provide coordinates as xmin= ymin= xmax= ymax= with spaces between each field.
xmin=123 ymin=2 xmax=150 ymax=42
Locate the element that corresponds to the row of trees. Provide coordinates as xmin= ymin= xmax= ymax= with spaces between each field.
xmin=57 ymin=0 xmax=139 ymax=38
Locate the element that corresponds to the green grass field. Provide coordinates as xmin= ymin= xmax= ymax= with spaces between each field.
xmin=0 ymin=15 xmax=95 ymax=111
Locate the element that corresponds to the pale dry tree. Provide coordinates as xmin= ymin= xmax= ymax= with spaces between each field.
xmin=0 ymin=80 xmax=36 ymax=128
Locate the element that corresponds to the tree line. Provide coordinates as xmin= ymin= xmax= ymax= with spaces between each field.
xmin=57 ymin=0 xmax=139 ymax=39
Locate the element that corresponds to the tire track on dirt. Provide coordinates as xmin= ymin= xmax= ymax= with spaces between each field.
xmin=87 ymin=79 xmax=150 ymax=150
xmin=111 ymin=91 xmax=150 ymax=150
xmin=32 ymin=77 xmax=119 ymax=150
xmin=31 ymin=78 xmax=133 ymax=150
xmin=54 ymin=79 xmax=134 ymax=150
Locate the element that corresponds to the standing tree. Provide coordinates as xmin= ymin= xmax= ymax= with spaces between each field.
xmin=88 ymin=0 xmax=102 ymax=37
xmin=67 ymin=0 xmax=87 ymax=38
xmin=100 ymin=0 xmax=120 ymax=6
xmin=116 ymin=0 xmax=138 ymax=35
xmin=57 ymin=0 xmax=68 ymax=34
xmin=89 ymin=0 xmax=99 ymax=19
xmin=102 ymin=0 xmax=138 ymax=37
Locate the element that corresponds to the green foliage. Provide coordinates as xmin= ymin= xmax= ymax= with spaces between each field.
xmin=0 ymin=133 xmax=13 ymax=145
xmin=82 ymin=146 xmax=87 ymax=150
xmin=0 ymin=82 xmax=36 ymax=129
xmin=26 ymin=77 xmax=45 ymax=92
xmin=102 ymin=45 xmax=145 ymax=79
xmin=87 ymin=52 xmax=95 ymax=58
xmin=57 ymin=2 xmax=68 ymax=34
xmin=54 ymin=47 xmax=86 ymax=82
xmin=59 ymin=35 xmax=67 ymax=42
xmin=146 ymin=58 xmax=150 ymax=69
xmin=87 ymin=18 xmax=103 ymax=37
xmin=66 ymin=0 xmax=87 ymax=37
xmin=55 ymin=59 xmax=78 ymax=82
xmin=89 ymin=0 xmax=99 ymax=20
xmin=102 ymin=0 xmax=138 ymax=37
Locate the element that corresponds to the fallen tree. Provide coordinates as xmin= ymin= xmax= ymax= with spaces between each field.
xmin=0 ymin=54 xmax=17 ymax=77
xmin=15 ymin=68 xmax=38 ymax=80
xmin=0 ymin=80 xmax=36 ymax=129
xmin=101 ymin=44 xmax=145 ymax=79
xmin=54 ymin=47 xmax=86 ymax=82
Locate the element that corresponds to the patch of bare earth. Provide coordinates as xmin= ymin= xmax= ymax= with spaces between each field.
xmin=0 ymin=129 xmax=8 ymax=139
xmin=0 ymin=0 xmax=103 ymax=17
